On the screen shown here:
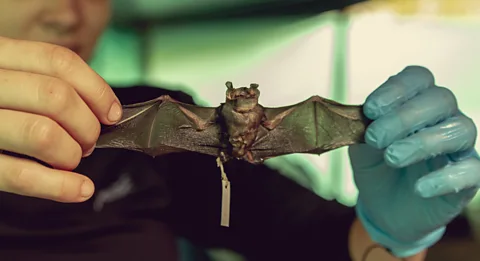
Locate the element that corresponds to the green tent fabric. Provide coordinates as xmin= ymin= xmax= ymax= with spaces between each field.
xmin=110 ymin=0 xmax=366 ymax=22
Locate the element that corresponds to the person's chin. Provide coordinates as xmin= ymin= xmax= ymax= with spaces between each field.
xmin=64 ymin=44 xmax=82 ymax=56
xmin=51 ymin=42 xmax=84 ymax=57
xmin=71 ymin=46 xmax=91 ymax=62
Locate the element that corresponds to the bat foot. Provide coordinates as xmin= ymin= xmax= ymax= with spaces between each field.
xmin=219 ymin=151 xmax=230 ymax=163
xmin=246 ymin=151 xmax=255 ymax=163
xmin=230 ymin=136 xmax=243 ymax=143
xmin=238 ymin=150 xmax=263 ymax=164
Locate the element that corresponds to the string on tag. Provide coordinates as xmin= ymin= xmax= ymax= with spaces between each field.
xmin=216 ymin=154 xmax=231 ymax=227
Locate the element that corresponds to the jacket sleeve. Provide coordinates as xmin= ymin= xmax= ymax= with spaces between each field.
xmin=158 ymin=153 xmax=355 ymax=261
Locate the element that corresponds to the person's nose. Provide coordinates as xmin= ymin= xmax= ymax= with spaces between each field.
xmin=40 ymin=0 xmax=81 ymax=34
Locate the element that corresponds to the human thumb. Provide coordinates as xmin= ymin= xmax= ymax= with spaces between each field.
xmin=348 ymin=143 xmax=386 ymax=171
xmin=348 ymin=144 xmax=397 ymax=190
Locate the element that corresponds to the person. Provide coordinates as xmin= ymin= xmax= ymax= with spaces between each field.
xmin=0 ymin=1 xmax=478 ymax=261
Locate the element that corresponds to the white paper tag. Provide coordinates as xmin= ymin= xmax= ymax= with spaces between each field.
xmin=220 ymin=179 xmax=231 ymax=227
xmin=217 ymin=154 xmax=231 ymax=227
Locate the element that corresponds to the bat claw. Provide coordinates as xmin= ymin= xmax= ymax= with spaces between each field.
xmin=246 ymin=151 xmax=254 ymax=162
xmin=179 ymin=124 xmax=210 ymax=131
xmin=262 ymin=106 xmax=296 ymax=130
xmin=262 ymin=122 xmax=274 ymax=130
xmin=219 ymin=151 xmax=230 ymax=163
xmin=244 ymin=151 xmax=264 ymax=164
xmin=177 ymin=106 xmax=214 ymax=131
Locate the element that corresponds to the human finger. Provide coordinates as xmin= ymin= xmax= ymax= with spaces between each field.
xmin=348 ymin=144 xmax=395 ymax=192
xmin=415 ymin=157 xmax=480 ymax=198
xmin=0 ymin=69 xmax=100 ymax=153
xmin=0 ymin=36 xmax=122 ymax=124
xmin=0 ymin=109 xmax=82 ymax=170
xmin=365 ymin=86 xmax=458 ymax=149
xmin=0 ymin=152 xmax=94 ymax=202
xmin=363 ymin=66 xmax=435 ymax=120
xmin=384 ymin=114 xmax=476 ymax=168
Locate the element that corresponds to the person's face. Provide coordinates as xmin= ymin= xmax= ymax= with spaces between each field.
xmin=0 ymin=0 xmax=111 ymax=61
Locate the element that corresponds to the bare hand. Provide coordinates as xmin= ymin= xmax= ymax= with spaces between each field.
xmin=0 ymin=36 xmax=122 ymax=203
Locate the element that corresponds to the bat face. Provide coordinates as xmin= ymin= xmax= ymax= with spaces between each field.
xmin=225 ymin=81 xmax=260 ymax=113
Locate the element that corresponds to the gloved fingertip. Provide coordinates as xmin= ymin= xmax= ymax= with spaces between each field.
xmin=414 ymin=180 xmax=437 ymax=198
xmin=384 ymin=148 xmax=403 ymax=168
xmin=401 ymin=65 xmax=435 ymax=87
xmin=365 ymin=128 xmax=380 ymax=149
xmin=385 ymin=140 xmax=421 ymax=168
xmin=363 ymin=101 xmax=381 ymax=120
xmin=415 ymin=173 xmax=460 ymax=198
xmin=365 ymin=126 xmax=388 ymax=149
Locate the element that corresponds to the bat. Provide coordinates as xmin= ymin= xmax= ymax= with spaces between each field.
xmin=97 ymin=81 xmax=372 ymax=227
xmin=96 ymin=81 xmax=372 ymax=164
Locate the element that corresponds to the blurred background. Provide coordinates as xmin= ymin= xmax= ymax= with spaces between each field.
xmin=89 ymin=0 xmax=480 ymax=260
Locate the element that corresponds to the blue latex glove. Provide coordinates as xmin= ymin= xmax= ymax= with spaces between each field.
xmin=350 ymin=66 xmax=480 ymax=258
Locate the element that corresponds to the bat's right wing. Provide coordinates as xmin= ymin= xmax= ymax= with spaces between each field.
xmin=96 ymin=95 xmax=225 ymax=158
xmin=249 ymin=96 xmax=372 ymax=162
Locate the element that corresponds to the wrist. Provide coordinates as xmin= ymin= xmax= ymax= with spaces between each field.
xmin=355 ymin=201 xmax=444 ymax=258
xmin=349 ymin=218 xmax=428 ymax=261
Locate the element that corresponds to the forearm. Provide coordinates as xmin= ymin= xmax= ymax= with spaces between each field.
xmin=348 ymin=218 xmax=428 ymax=261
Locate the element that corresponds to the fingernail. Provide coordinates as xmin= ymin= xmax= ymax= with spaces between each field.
xmin=364 ymin=103 xmax=380 ymax=119
xmin=80 ymin=180 xmax=94 ymax=198
xmin=108 ymin=101 xmax=122 ymax=123
xmin=82 ymin=145 xmax=95 ymax=157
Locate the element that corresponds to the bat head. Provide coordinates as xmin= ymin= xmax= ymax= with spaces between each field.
xmin=225 ymin=81 xmax=260 ymax=112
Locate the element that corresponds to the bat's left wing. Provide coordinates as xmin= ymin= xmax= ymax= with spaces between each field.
xmin=250 ymin=96 xmax=371 ymax=162
xmin=96 ymin=95 xmax=225 ymax=158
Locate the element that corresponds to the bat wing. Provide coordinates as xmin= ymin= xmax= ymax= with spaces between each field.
xmin=96 ymin=95 xmax=225 ymax=158
xmin=250 ymin=96 xmax=371 ymax=161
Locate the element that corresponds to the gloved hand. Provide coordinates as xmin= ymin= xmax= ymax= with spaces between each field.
xmin=349 ymin=66 xmax=480 ymax=258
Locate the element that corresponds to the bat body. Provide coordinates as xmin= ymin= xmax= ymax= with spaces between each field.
xmin=96 ymin=82 xmax=372 ymax=164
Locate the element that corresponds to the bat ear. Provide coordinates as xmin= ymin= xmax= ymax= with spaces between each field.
xmin=225 ymin=81 xmax=234 ymax=89
xmin=250 ymin=83 xmax=259 ymax=89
